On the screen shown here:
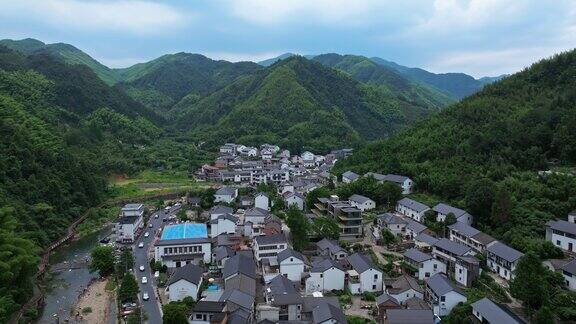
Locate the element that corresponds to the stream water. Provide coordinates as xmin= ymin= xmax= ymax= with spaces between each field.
xmin=37 ymin=226 xmax=117 ymax=324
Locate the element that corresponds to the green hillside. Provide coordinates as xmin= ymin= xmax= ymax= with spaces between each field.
xmin=0 ymin=38 xmax=120 ymax=85
xmin=313 ymin=53 xmax=454 ymax=108
xmin=334 ymin=50 xmax=576 ymax=256
xmin=115 ymin=53 xmax=262 ymax=111
xmin=172 ymin=56 xmax=445 ymax=153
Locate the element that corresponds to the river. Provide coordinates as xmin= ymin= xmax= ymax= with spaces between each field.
xmin=37 ymin=226 xmax=117 ymax=324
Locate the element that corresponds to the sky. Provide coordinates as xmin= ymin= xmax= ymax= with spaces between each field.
xmin=0 ymin=0 xmax=575 ymax=78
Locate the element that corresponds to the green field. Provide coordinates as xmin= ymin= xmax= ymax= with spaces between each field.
xmin=108 ymin=170 xmax=212 ymax=200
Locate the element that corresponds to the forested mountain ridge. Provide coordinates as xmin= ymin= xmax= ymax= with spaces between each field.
xmin=115 ymin=53 xmax=262 ymax=111
xmin=0 ymin=38 xmax=120 ymax=85
xmin=312 ymin=53 xmax=454 ymax=108
xmin=334 ymin=49 xmax=576 ymax=255
xmin=172 ymin=56 xmax=445 ymax=153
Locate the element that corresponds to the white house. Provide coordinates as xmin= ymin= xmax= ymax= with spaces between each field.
xmin=346 ymin=253 xmax=383 ymax=294
xmin=305 ymin=259 xmax=346 ymax=293
xmin=283 ymin=191 xmax=304 ymax=210
xmin=424 ymin=274 xmax=467 ymax=317
xmin=454 ymin=256 xmax=480 ymax=287
xmin=382 ymin=174 xmax=413 ymax=195
xmin=166 ymin=263 xmax=203 ymax=302
xmin=255 ymin=192 xmax=270 ymax=210
xmin=396 ymin=198 xmax=430 ymax=222
xmin=486 ymin=241 xmax=523 ymax=281
xmin=403 ymin=248 xmax=446 ymax=280
xmin=432 ymin=238 xmax=474 ymax=271
xmin=278 ymin=248 xmax=306 ymax=281
xmin=348 ymin=194 xmax=376 ymax=211
xmin=432 ymin=203 xmax=473 ymax=225
xmin=341 ymin=171 xmax=359 ymax=184
xmin=316 ymin=239 xmax=348 ymax=260
xmin=471 ymin=298 xmax=524 ymax=324
xmin=209 ymin=205 xmax=234 ymax=220
xmin=190 ymin=301 xmax=226 ymax=324
xmin=253 ymin=233 xmax=288 ymax=262
xmin=545 ymin=219 xmax=576 ymax=253
xmin=115 ymin=203 xmax=144 ymax=243
xmin=245 ymin=207 xmax=269 ymax=225
xmin=448 ymin=222 xmax=496 ymax=254
xmin=560 ymin=259 xmax=576 ymax=291
xmin=385 ymin=275 xmax=424 ymax=304
xmin=210 ymin=213 xmax=238 ymax=238
xmin=214 ymin=187 xmax=238 ymax=203
xmin=261 ymin=149 xmax=273 ymax=160
xmin=376 ymin=213 xmax=407 ymax=237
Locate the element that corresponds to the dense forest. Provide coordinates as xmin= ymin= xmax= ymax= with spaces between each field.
xmin=173 ymin=56 xmax=446 ymax=153
xmin=0 ymin=46 xmax=210 ymax=322
xmin=334 ymin=49 xmax=576 ymax=254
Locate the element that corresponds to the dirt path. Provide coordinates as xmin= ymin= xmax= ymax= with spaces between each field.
xmin=74 ymin=278 xmax=113 ymax=324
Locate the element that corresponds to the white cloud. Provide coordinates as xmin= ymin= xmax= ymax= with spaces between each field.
xmin=0 ymin=0 xmax=190 ymax=35
xmin=226 ymin=0 xmax=415 ymax=26
xmin=203 ymin=51 xmax=288 ymax=63
xmin=426 ymin=45 xmax=576 ymax=77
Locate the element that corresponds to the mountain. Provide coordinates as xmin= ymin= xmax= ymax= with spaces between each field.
xmin=333 ymin=50 xmax=576 ymax=258
xmin=172 ymin=56 xmax=445 ymax=153
xmin=312 ymin=53 xmax=454 ymax=108
xmin=477 ymin=75 xmax=508 ymax=84
xmin=257 ymin=53 xmax=316 ymax=66
xmin=370 ymin=56 xmax=497 ymax=99
xmin=0 ymin=38 xmax=120 ymax=85
xmin=115 ymin=53 xmax=262 ymax=111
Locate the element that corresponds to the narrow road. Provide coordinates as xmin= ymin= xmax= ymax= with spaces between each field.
xmin=132 ymin=204 xmax=179 ymax=323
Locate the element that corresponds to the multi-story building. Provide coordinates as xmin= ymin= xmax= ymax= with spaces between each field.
xmin=326 ymin=200 xmax=363 ymax=239
xmin=396 ymin=198 xmax=430 ymax=223
xmin=253 ymin=233 xmax=288 ymax=262
xmin=115 ymin=203 xmax=144 ymax=243
xmin=448 ymin=222 xmax=496 ymax=254
xmin=403 ymin=248 xmax=446 ymax=280
xmin=486 ymin=241 xmax=523 ymax=281
xmin=154 ymin=223 xmax=212 ymax=267
xmin=546 ymin=219 xmax=576 ymax=253
xmin=424 ymin=274 xmax=467 ymax=317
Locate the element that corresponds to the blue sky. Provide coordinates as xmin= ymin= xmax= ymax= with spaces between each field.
xmin=0 ymin=0 xmax=575 ymax=77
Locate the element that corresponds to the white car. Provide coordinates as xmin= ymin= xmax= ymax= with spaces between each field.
xmin=142 ymin=292 xmax=149 ymax=301
xmin=138 ymin=242 xmax=144 ymax=248
xmin=139 ymin=265 xmax=145 ymax=271
xmin=154 ymin=214 xmax=159 ymax=219
xmin=144 ymin=232 xmax=149 ymax=238
xmin=141 ymin=277 xmax=147 ymax=284
xmin=148 ymin=223 xmax=153 ymax=228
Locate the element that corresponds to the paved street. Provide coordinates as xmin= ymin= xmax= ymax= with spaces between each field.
xmin=132 ymin=204 xmax=179 ymax=323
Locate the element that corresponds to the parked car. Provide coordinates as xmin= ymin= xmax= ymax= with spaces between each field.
xmin=148 ymin=223 xmax=153 ymax=228
xmin=154 ymin=214 xmax=159 ymax=219
xmin=154 ymin=271 xmax=160 ymax=278
xmin=143 ymin=292 xmax=149 ymax=301
xmin=139 ymin=265 xmax=145 ymax=271
xmin=144 ymin=232 xmax=149 ymax=237
xmin=141 ymin=277 xmax=147 ymax=284
xmin=138 ymin=242 xmax=144 ymax=248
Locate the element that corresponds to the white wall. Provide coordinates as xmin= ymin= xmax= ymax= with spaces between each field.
xmin=285 ymin=196 xmax=304 ymax=210
xmin=359 ymin=269 xmax=383 ymax=293
xmin=306 ymin=268 xmax=345 ymax=292
xmin=280 ymin=257 xmax=305 ymax=281
xmin=168 ymin=279 xmax=200 ymax=302
xmin=155 ymin=242 xmax=212 ymax=265
xmin=255 ymin=195 xmax=269 ymax=210
xmin=211 ymin=219 xmax=236 ymax=238
xmin=396 ymin=204 xmax=427 ymax=222
xmin=389 ymin=288 xmax=423 ymax=304
xmin=434 ymin=291 xmax=466 ymax=317
xmin=214 ymin=194 xmax=234 ymax=203
xmin=563 ymin=272 xmax=576 ymax=291
xmin=417 ymin=259 xmax=447 ymax=280
xmin=549 ymin=232 xmax=576 ymax=253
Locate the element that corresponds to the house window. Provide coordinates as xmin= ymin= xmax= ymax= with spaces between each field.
xmin=440 ymin=296 xmax=446 ymax=302
xmin=372 ymin=285 xmax=377 ymax=290
xmin=433 ymin=264 xmax=437 ymax=270
xmin=557 ymin=240 xmax=561 ymax=246
xmin=320 ymin=274 xmax=323 ymax=278
xmin=290 ymin=258 xmax=293 ymax=262
xmin=459 ymin=269 xmax=462 ymax=274
xmin=374 ymin=274 xmax=378 ymax=280
xmin=195 ymin=314 xmax=203 ymax=320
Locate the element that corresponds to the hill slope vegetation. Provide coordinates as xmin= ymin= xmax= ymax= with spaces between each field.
xmin=172 ymin=56 xmax=446 ymax=152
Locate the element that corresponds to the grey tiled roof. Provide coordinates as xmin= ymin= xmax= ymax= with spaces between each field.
xmin=398 ymin=198 xmax=430 ymax=213
xmin=433 ymin=203 xmax=468 ymax=217
xmin=386 ymin=309 xmax=434 ymax=324
xmin=376 ymin=293 xmax=400 ymax=306
xmin=219 ymin=288 xmax=254 ymax=310
xmin=122 ymin=203 xmax=143 ymax=211
xmin=487 ymin=241 xmax=524 ymax=263
xmin=254 ymin=233 xmax=287 ymax=246
xmin=387 ymin=275 xmax=423 ymax=294
xmin=192 ymin=301 xmax=225 ymax=313
xmin=277 ymin=248 xmax=305 ymax=263
xmin=167 ymin=263 xmax=203 ymax=285
xmin=562 ymin=259 xmax=576 ymax=275
xmin=316 ymin=238 xmax=346 ymax=255
xmin=342 ymin=171 xmax=359 ymax=180
xmin=425 ymin=274 xmax=464 ymax=296
xmin=546 ymin=219 xmax=576 ymax=236
xmin=414 ymin=233 xmax=438 ymax=246
xmin=382 ymin=174 xmax=410 ymax=184
xmin=213 ymin=246 xmax=234 ymax=262
xmin=216 ymin=187 xmax=236 ymax=196
xmin=310 ymin=258 xmax=345 ymax=272
xmin=245 ymin=207 xmax=269 ymax=218
xmin=223 ymin=254 xmax=257 ymax=280
xmin=406 ymin=219 xmax=428 ymax=234
xmin=404 ymin=248 xmax=432 ymax=263
xmin=312 ymin=302 xmax=346 ymax=324
xmin=378 ymin=213 xmax=406 ymax=225
xmin=346 ymin=253 xmax=377 ymax=273
xmin=448 ymin=221 xmax=480 ymax=237
xmin=210 ymin=205 xmax=234 ymax=215
xmin=471 ymin=298 xmax=525 ymax=324
xmin=364 ymin=172 xmax=386 ymax=181
xmin=349 ymin=194 xmax=373 ymax=204
xmin=434 ymin=238 xmax=472 ymax=256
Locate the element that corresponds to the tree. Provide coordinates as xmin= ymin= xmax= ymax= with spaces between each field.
xmin=177 ymin=209 xmax=188 ymax=221
xmin=380 ymin=228 xmax=397 ymax=245
xmin=312 ymin=216 xmax=340 ymax=240
xmin=465 ymin=178 xmax=495 ymax=226
xmin=118 ymin=273 xmax=139 ymax=303
xmin=162 ymin=302 xmax=189 ymax=324
xmin=116 ymin=249 xmax=134 ymax=280
xmin=89 ymin=245 xmax=115 ymax=277
xmin=534 ymin=306 xmax=554 ymax=324
xmin=373 ymin=182 xmax=402 ymax=210
xmin=306 ymin=187 xmax=332 ymax=210
xmin=491 ymin=186 xmax=512 ymax=224
xmin=286 ymin=205 xmax=309 ymax=251
xmin=444 ymin=213 xmax=457 ymax=225
xmin=510 ymin=252 xmax=549 ymax=310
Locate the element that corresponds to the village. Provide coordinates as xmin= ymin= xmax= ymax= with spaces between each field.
xmin=110 ymin=143 xmax=576 ymax=324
